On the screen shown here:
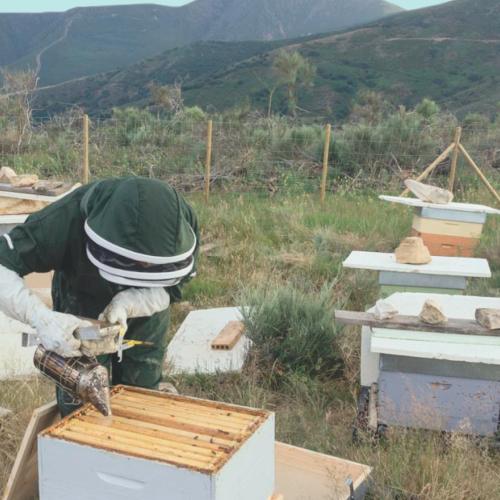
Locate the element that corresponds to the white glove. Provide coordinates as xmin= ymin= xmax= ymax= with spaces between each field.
xmin=99 ymin=288 xmax=170 ymax=329
xmin=0 ymin=264 xmax=90 ymax=357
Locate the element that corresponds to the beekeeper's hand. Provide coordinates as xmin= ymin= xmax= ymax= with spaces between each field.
xmin=99 ymin=288 xmax=170 ymax=329
xmin=32 ymin=310 xmax=92 ymax=357
xmin=0 ymin=264 xmax=90 ymax=357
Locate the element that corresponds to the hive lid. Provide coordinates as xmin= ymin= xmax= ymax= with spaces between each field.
xmin=41 ymin=385 xmax=271 ymax=474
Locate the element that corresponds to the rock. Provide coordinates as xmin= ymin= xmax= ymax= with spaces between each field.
xmin=475 ymin=309 xmax=500 ymax=330
xmin=159 ymin=382 xmax=179 ymax=395
xmin=373 ymin=299 xmax=399 ymax=320
xmin=10 ymin=174 xmax=39 ymax=188
xmin=395 ymin=237 xmax=432 ymax=265
xmin=0 ymin=166 xmax=17 ymax=183
xmin=404 ymin=179 xmax=453 ymax=204
xmin=33 ymin=180 xmax=64 ymax=194
xmin=419 ymin=299 xmax=447 ymax=325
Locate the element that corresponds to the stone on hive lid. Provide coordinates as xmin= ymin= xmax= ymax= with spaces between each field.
xmin=10 ymin=174 xmax=39 ymax=188
xmin=374 ymin=299 xmax=399 ymax=320
xmin=395 ymin=237 xmax=432 ymax=264
xmin=404 ymin=179 xmax=453 ymax=204
xmin=475 ymin=309 xmax=500 ymax=330
xmin=0 ymin=166 xmax=17 ymax=183
xmin=419 ymin=299 xmax=447 ymax=325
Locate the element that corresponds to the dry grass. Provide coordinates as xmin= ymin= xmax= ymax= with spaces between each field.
xmin=1 ymin=190 xmax=500 ymax=498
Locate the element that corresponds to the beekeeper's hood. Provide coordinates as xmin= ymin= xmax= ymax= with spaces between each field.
xmin=81 ymin=177 xmax=196 ymax=288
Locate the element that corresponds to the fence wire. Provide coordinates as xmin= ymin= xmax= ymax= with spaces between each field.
xmin=0 ymin=109 xmax=499 ymax=196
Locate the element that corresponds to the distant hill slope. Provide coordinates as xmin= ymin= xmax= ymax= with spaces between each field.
xmin=0 ymin=0 xmax=401 ymax=85
xmin=36 ymin=0 xmax=500 ymax=119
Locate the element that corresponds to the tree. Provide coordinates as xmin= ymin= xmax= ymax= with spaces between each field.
xmin=148 ymin=81 xmax=184 ymax=116
xmin=271 ymin=50 xmax=316 ymax=117
xmin=0 ymin=69 xmax=38 ymax=152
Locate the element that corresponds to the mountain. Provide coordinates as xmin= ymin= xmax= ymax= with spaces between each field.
xmin=0 ymin=0 xmax=401 ymax=85
xmin=35 ymin=0 xmax=500 ymax=119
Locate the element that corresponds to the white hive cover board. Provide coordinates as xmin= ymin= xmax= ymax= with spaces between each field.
xmin=0 ymin=214 xmax=29 ymax=225
xmin=343 ymin=251 xmax=491 ymax=277
xmin=369 ymin=293 xmax=500 ymax=364
xmin=379 ymin=195 xmax=500 ymax=215
xmin=166 ymin=307 xmax=251 ymax=374
xmin=0 ymin=312 xmax=37 ymax=379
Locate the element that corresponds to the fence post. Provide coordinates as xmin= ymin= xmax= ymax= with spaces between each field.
xmin=204 ymin=119 xmax=213 ymax=203
xmin=448 ymin=126 xmax=462 ymax=192
xmin=320 ymin=124 xmax=332 ymax=205
xmin=82 ymin=114 xmax=89 ymax=184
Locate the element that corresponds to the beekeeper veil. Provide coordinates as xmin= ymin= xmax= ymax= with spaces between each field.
xmin=81 ymin=178 xmax=197 ymax=288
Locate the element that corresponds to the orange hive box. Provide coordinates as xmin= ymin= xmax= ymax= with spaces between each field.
xmin=38 ymin=385 xmax=275 ymax=500
xmin=411 ymin=229 xmax=478 ymax=257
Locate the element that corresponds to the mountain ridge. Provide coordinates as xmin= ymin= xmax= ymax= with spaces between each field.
xmin=34 ymin=0 xmax=500 ymax=119
xmin=0 ymin=0 xmax=402 ymax=85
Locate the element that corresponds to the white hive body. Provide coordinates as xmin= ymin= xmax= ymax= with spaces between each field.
xmin=38 ymin=386 xmax=275 ymax=500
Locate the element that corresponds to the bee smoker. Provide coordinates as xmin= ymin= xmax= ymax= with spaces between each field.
xmin=33 ymin=345 xmax=112 ymax=416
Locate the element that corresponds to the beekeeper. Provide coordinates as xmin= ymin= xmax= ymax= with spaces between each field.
xmin=0 ymin=177 xmax=199 ymax=415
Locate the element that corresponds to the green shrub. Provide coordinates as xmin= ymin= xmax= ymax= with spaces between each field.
xmin=241 ymin=284 xmax=342 ymax=383
xmin=415 ymin=98 xmax=440 ymax=119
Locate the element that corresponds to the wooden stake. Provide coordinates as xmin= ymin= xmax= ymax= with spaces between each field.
xmin=204 ymin=119 xmax=213 ymax=203
xmin=400 ymin=142 xmax=455 ymax=196
xmin=448 ymin=127 xmax=462 ymax=192
xmin=458 ymin=143 xmax=500 ymax=205
xmin=82 ymin=114 xmax=89 ymax=184
xmin=320 ymin=124 xmax=332 ymax=205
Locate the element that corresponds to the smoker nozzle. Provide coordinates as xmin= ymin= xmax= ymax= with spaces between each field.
xmin=33 ymin=345 xmax=112 ymax=417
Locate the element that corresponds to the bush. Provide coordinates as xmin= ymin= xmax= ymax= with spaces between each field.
xmin=241 ymin=284 xmax=342 ymax=383
xmin=415 ymin=98 xmax=440 ymax=119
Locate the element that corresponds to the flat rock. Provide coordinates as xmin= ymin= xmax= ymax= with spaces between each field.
xmin=0 ymin=167 xmax=17 ymax=183
xmin=374 ymin=299 xmax=399 ymax=320
xmin=419 ymin=299 xmax=447 ymax=325
xmin=405 ymin=179 xmax=453 ymax=204
xmin=33 ymin=180 xmax=64 ymax=193
xmin=395 ymin=237 xmax=432 ymax=265
xmin=475 ymin=308 xmax=500 ymax=330
xmin=10 ymin=174 xmax=39 ymax=188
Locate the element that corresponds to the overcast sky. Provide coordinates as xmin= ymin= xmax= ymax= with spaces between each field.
xmin=0 ymin=0 xmax=450 ymax=13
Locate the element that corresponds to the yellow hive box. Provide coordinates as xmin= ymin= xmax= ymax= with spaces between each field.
xmin=412 ymin=215 xmax=483 ymax=239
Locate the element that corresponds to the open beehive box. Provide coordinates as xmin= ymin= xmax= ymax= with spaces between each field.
xmin=38 ymin=385 xmax=275 ymax=500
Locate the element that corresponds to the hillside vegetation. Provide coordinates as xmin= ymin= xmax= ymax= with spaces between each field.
xmin=0 ymin=0 xmax=401 ymax=85
xmin=35 ymin=0 xmax=500 ymax=119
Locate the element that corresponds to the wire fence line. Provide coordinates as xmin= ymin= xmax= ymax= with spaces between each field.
xmin=1 ymin=109 xmax=499 ymax=198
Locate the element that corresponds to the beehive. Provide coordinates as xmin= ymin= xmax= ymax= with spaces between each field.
xmin=38 ymin=385 xmax=275 ymax=500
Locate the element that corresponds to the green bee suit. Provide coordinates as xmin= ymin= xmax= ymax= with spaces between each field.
xmin=0 ymin=178 xmax=199 ymax=415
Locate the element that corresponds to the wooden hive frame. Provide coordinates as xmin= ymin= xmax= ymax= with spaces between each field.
xmin=41 ymin=385 xmax=270 ymax=475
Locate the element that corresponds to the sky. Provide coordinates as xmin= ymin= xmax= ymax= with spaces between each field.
xmin=0 ymin=0 xmax=450 ymax=14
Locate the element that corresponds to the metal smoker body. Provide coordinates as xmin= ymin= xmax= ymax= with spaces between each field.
xmin=34 ymin=345 xmax=112 ymax=416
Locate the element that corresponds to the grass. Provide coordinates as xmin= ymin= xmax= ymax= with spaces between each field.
xmin=1 ymin=190 xmax=500 ymax=498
